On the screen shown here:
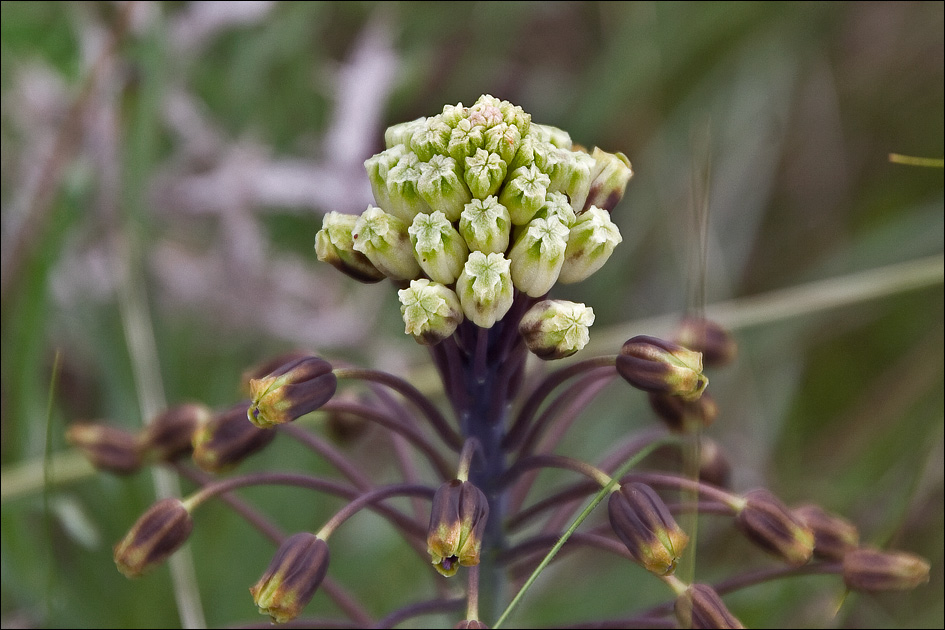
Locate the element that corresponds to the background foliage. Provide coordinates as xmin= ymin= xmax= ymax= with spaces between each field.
xmin=1 ymin=2 xmax=942 ymax=628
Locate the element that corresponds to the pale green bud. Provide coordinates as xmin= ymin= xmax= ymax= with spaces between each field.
xmin=499 ymin=165 xmax=552 ymax=225
xmin=411 ymin=116 xmax=452 ymax=161
xmin=440 ymin=102 xmax=468 ymax=128
xmin=352 ymin=206 xmax=421 ymax=281
xmin=508 ymin=216 xmax=570 ymax=297
xmin=585 ymin=147 xmax=633 ymax=211
xmin=386 ymin=151 xmax=432 ymax=222
xmin=448 ymin=118 xmax=485 ymax=164
xmin=418 ymin=155 xmax=472 ymax=222
xmin=385 ymin=117 xmax=427 ymax=149
xmin=530 ymin=123 xmax=573 ymax=149
xmin=550 ymin=150 xmax=595 ymax=212
xmin=315 ymin=212 xmax=385 ymax=283
xmin=508 ymin=134 xmax=539 ymax=172
xmin=408 ymin=211 xmax=469 ymax=284
xmin=519 ymin=300 xmax=595 ymax=360
xmin=398 ymin=279 xmax=464 ymax=345
xmin=364 ymin=145 xmax=407 ymax=211
xmin=459 ymin=196 xmax=511 ymax=255
xmin=464 ymin=149 xmax=508 ymax=199
xmin=498 ymin=100 xmax=531 ymax=136
xmin=484 ymin=122 xmax=523 ymax=165
xmin=456 ymin=251 xmax=514 ymax=328
xmin=534 ymin=191 xmax=577 ymax=228
xmin=469 ymin=94 xmax=504 ymax=128
xmin=558 ymin=206 xmax=622 ymax=284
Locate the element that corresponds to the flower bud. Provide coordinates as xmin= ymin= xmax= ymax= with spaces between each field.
xmin=114 ymin=498 xmax=194 ymax=578
xmin=315 ymin=211 xmax=386 ymax=283
xmin=735 ymin=489 xmax=814 ymax=566
xmin=241 ymin=351 xmax=312 ymax=394
xmin=418 ymin=155 xmax=473 ymax=222
xmin=141 ymin=403 xmax=211 ymax=462
xmin=508 ymin=216 xmax=569 ymax=297
xmin=192 ymin=402 xmax=277 ymax=473
xmin=616 ymin=336 xmax=708 ymax=401
xmin=248 ymin=356 xmax=336 ymax=428
xmin=499 ymin=165 xmax=551 ymax=225
xmin=384 ymin=117 xmax=426 ymax=149
xmin=409 ymin=211 xmax=469 ymax=284
xmin=411 ymin=116 xmax=452 ymax=161
xmin=66 ymin=422 xmax=142 ymax=475
xmin=842 ymin=548 xmax=930 ymax=592
xmin=608 ymin=482 xmax=689 ymax=576
xmin=459 ymin=196 xmax=511 ymax=255
xmin=534 ymin=191 xmax=577 ymax=228
xmin=530 ymin=122 xmax=573 ymax=149
xmin=440 ymin=102 xmax=468 ymax=128
xmin=364 ymin=144 xmax=407 ymax=211
xmin=557 ymin=206 xmax=622 ymax=284
xmin=647 ymin=392 xmax=719 ymax=433
xmin=464 ymin=149 xmax=507 ymax=200
xmin=484 ymin=122 xmax=523 ymax=165
xmin=352 ymin=206 xmax=422 ymax=281
xmin=550 ymin=150 xmax=595 ymax=212
xmin=469 ymin=95 xmax=504 ymax=128
xmin=456 ymin=252 xmax=514 ymax=328
xmin=448 ymin=118 xmax=485 ymax=164
xmin=792 ymin=504 xmax=859 ymax=561
xmin=398 ymin=279 xmax=464 ymax=345
xmin=519 ymin=300 xmax=595 ymax=360
xmin=584 ymin=147 xmax=632 ymax=211
xmin=675 ymin=583 xmax=744 ymax=629
xmin=673 ymin=317 xmax=737 ymax=368
xmin=427 ymin=479 xmax=490 ymax=577
xmin=385 ymin=152 xmax=433 ymax=222
xmin=250 ymin=533 xmax=330 ymax=623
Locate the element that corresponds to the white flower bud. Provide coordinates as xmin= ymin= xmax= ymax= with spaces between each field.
xmin=418 ymin=155 xmax=472 ymax=222
xmin=499 ymin=165 xmax=552 ymax=225
xmin=315 ymin=211 xmax=385 ymax=283
xmin=385 ymin=117 xmax=427 ymax=149
xmin=459 ymin=196 xmax=511 ymax=255
xmin=464 ymin=149 xmax=508 ymax=200
xmin=519 ymin=300 xmax=595 ymax=360
xmin=352 ymin=206 xmax=421 ymax=281
xmin=558 ymin=206 xmax=622 ymax=284
xmin=456 ymin=252 xmax=514 ymax=328
xmin=409 ymin=211 xmax=469 ymax=285
xmin=364 ymin=145 xmax=407 ymax=211
xmin=398 ymin=279 xmax=464 ymax=345
xmin=386 ymin=151 xmax=432 ymax=222
xmin=508 ymin=216 xmax=570 ymax=297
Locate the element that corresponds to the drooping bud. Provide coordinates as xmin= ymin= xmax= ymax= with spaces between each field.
xmin=647 ymin=391 xmax=719 ymax=433
xmin=584 ymin=147 xmax=633 ymax=211
xmin=842 ymin=548 xmax=930 ymax=592
xmin=241 ymin=351 xmax=312 ymax=394
xmin=385 ymin=152 xmax=432 ymax=222
xmin=455 ymin=252 xmax=514 ymax=328
xmin=519 ymin=299 xmax=595 ymax=360
xmin=508 ymin=216 xmax=570 ymax=297
xmin=608 ymin=482 xmax=689 ymax=576
xmin=417 ymin=155 xmax=473 ymax=222
xmin=114 ymin=498 xmax=194 ymax=578
xmin=315 ymin=211 xmax=386 ymax=284
xmin=364 ymin=144 xmax=407 ymax=211
xmin=735 ymin=489 xmax=815 ymax=566
xmin=66 ymin=422 xmax=142 ymax=475
xmin=409 ymin=211 xmax=469 ymax=284
xmin=248 ymin=356 xmax=336 ymax=428
xmin=557 ymin=206 xmax=622 ymax=284
xmin=192 ymin=402 xmax=277 ymax=473
xmin=792 ymin=504 xmax=859 ymax=561
xmin=673 ymin=317 xmax=738 ymax=368
xmin=427 ymin=479 xmax=490 ymax=577
xmin=459 ymin=196 xmax=511 ymax=255
xmin=398 ymin=279 xmax=464 ymax=345
xmin=141 ymin=403 xmax=211 ymax=462
xmin=352 ymin=206 xmax=422 ymax=281
xmin=675 ymin=583 xmax=745 ymax=629
xmin=250 ymin=533 xmax=330 ymax=623
xmin=616 ymin=336 xmax=708 ymax=401
xmin=499 ymin=165 xmax=552 ymax=225
xmin=464 ymin=149 xmax=507 ymax=200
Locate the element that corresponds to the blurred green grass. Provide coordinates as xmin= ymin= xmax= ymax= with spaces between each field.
xmin=1 ymin=2 xmax=942 ymax=628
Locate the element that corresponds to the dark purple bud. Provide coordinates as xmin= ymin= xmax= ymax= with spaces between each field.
xmin=608 ymin=483 xmax=689 ymax=576
xmin=675 ymin=583 xmax=744 ymax=629
xmin=248 ymin=356 xmax=336 ymax=428
xmin=192 ymin=402 xmax=277 ymax=473
xmin=735 ymin=489 xmax=814 ymax=566
xmin=66 ymin=422 xmax=142 ymax=475
xmin=616 ymin=336 xmax=707 ymax=401
xmin=114 ymin=498 xmax=193 ymax=578
xmin=250 ymin=533 xmax=330 ymax=623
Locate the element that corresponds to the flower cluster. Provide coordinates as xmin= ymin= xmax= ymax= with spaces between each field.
xmin=74 ymin=96 xmax=930 ymax=629
xmin=316 ymin=94 xmax=628 ymax=355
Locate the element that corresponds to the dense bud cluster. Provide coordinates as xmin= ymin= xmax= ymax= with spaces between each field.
xmin=316 ymin=94 xmax=630 ymax=353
